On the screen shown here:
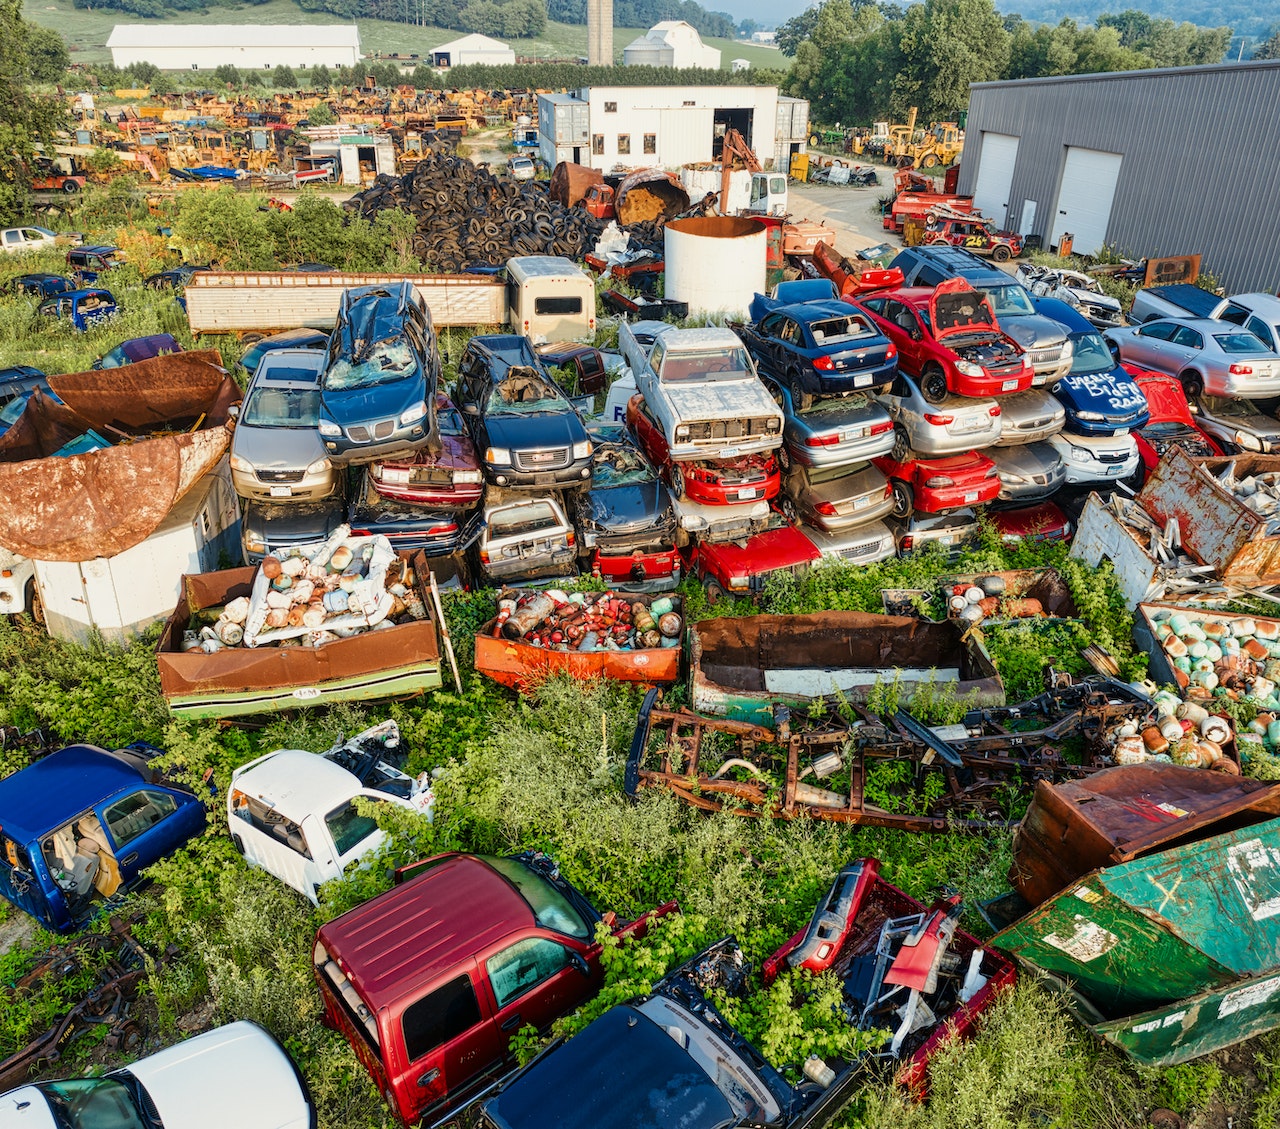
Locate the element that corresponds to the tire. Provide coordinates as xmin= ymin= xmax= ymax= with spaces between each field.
xmin=62 ymin=180 xmax=80 ymax=193
xmin=777 ymin=444 xmax=792 ymax=471
xmin=922 ymin=154 xmax=939 ymax=168
xmin=23 ymin=580 xmax=43 ymax=625
xmin=1180 ymin=370 xmax=1205 ymax=401
xmin=891 ymin=429 xmax=911 ymax=463
xmin=704 ymin=578 xmax=727 ymax=605
xmin=781 ymin=496 xmax=799 ymax=524
xmin=669 ymin=465 xmax=687 ymax=500
xmin=926 ymin=234 xmax=948 ymax=245
xmin=789 ymin=375 xmax=814 ymax=412
xmin=920 ymin=366 xmax=949 ymax=405
xmin=240 ymin=331 xmax=264 ymax=345
xmin=231 ymin=833 xmax=245 ymax=855
xmin=809 ymin=133 xmax=820 ymax=146
xmin=992 ymin=245 xmax=1012 ymax=262
xmin=891 ymin=480 xmax=914 ymax=519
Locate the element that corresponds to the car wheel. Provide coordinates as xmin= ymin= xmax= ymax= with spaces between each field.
xmin=781 ymin=496 xmax=800 ymax=524
xmin=704 ymin=578 xmax=727 ymax=605
xmin=1180 ymin=370 xmax=1205 ymax=401
xmin=891 ymin=480 xmax=914 ymax=519
xmin=891 ymin=429 xmax=911 ymax=463
xmin=922 ymin=154 xmax=939 ymax=168
xmin=23 ymin=580 xmax=43 ymax=625
xmin=789 ymin=375 xmax=814 ymax=412
xmin=921 ymin=367 xmax=949 ymax=405
xmin=62 ymin=180 xmax=80 ymax=194
xmin=669 ymin=465 xmax=687 ymax=500
xmin=777 ymin=444 xmax=792 ymax=471
xmin=992 ymin=245 xmax=1012 ymax=262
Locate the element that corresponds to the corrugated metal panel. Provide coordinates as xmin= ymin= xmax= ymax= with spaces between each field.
xmin=959 ymin=62 xmax=1280 ymax=292
xmin=658 ymin=107 xmax=714 ymax=168
xmin=106 ymin=23 xmax=359 ymax=47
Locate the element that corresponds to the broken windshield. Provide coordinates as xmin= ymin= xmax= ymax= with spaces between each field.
xmin=486 ymin=369 xmax=568 ymax=414
xmin=324 ymin=338 xmax=418 ymax=390
xmin=592 ymin=442 xmax=654 ymax=487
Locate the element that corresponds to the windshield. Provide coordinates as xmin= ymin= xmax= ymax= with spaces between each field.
xmin=1203 ymin=396 xmax=1262 ymax=419
xmin=324 ymin=339 xmax=418 ymax=390
xmin=440 ymin=407 xmax=465 ymax=436
xmin=982 ymin=283 xmax=1036 ymax=317
xmin=0 ymin=391 xmax=36 ymax=426
xmin=1214 ymin=333 xmax=1270 ymax=355
xmin=242 ymin=385 xmax=322 ymax=428
xmin=36 ymin=1079 xmax=147 ymax=1129
xmin=486 ymin=856 xmax=591 ymax=938
xmin=486 ymin=370 xmax=567 ymax=414
xmin=1069 ymin=331 xmax=1115 ymax=374
xmin=592 ymin=441 xmax=654 ymax=487
xmin=659 ymin=346 xmax=752 ymax=383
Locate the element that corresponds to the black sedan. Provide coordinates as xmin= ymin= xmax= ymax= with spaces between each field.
xmin=732 ymin=300 xmax=898 ymax=409
xmin=346 ymin=467 xmax=483 ymax=555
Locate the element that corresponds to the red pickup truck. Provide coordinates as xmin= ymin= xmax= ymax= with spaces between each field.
xmin=313 ymin=851 xmax=675 ymax=1126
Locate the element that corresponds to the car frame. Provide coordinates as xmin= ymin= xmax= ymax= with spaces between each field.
xmin=1044 ymin=429 xmax=1140 ymax=485
xmin=875 ymin=368 xmax=1003 ymax=457
xmin=94 ymin=333 xmax=183 ymax=370
xmin=1128 ymin=369 xmax=1222 ymax=482
xmin=800 ymin=518 xmax=898 ymax=564
xmin=991 ymin=387 xmax=1066 ymax=446
xmin=347 ymin=468 xmax=482 ymax=555
xmin=1192 ymin=395 xmax=1280 ymax=455
xmin=685 ymin=512 xmax=822 ymax=603
xmin=37 ymin=287 xmax=117 ymax=331
xmin=1046 ymin=302 xmax=1150 ymax=436
xmin=240 ymin=495 xmax=347 ymax=566
xmin=986 ymin=440 xmax=1066 ymax=502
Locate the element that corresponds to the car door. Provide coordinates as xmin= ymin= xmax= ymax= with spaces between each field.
xmin=482 ymin=933 xmax=592 ymax=1047
xmin=756 ymin=312 xmax=787 ymax=373
xmin=628 ymin=397 xmax=670 ymax=470
xmin=884 ymin=300 xmax=927 ymax=375
xmin=1166 ymin=325 xmax=1204 ymax=370
xmin=96 ymin=785 xmax=190 ymax=884
xmin=1126 ymin=321 xmax=1180 ymax=370
xmin=1246 ymin=314 xmax=1280 ymax=353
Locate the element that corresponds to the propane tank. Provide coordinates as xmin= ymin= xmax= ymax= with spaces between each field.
xmin=504 ymin=594 xmax=555 ymax=639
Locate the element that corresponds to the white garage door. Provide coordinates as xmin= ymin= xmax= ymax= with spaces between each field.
xmin=971 ymin=133 xmax=1019 ymax=229
xmin=1050 ymin=147 xmax=1123 ymax=256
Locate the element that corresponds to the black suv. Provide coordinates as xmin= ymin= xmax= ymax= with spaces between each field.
xmin=317 ymin=282 xmax=442 ymax=465
xmin=455 ymin=334 xmax=593 ymax=488
xmin=890 ymin=245 xmax=1072 ymax=383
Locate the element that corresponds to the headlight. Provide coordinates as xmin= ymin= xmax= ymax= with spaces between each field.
xmin=1077 ymin=411 xmax=1105 ymax=421
xmin=675 ymin=425 xmax=690 ymax=440
xmin=453 ymin=470 xmax=484 ymax=484
xmin=399 ymin=400 xmax=427 ymax=426
xmin=572 ymin=440 xmax=593 ymax=460
xmin=307 ymin=457 xmax=332 ymax=475
xmin=230 ymin=454 xmax=253 ymax=473
xmin=318 ymin=420 xmax=341 ymax=437
xmin=244 ymin=534 xmax=266 ymax=554
xmin=1236 ymin=430 xmax=1263 ymax=452
xmin=728 ymin=576 xmax=750 ymax=591
xmin=1069 ymin=445 xmax=1091 ymax=462
xmin=1059 ymin=339 xmax=1074 ymax=359
xmin=485 ymin=447 xmax=511 ymax=465
xmin=954 ymin=360 xmax=983 ymax=377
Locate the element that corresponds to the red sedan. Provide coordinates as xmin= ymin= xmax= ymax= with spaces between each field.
xmin=853 ymin=279 xmax=1033 ymax=404
xmin=627 ymin=394 xmax=780 ymax=505
xmin=874 ymin=449 xmax=1000 ymax=516
xmin=989 ymin=501 xmax=1073 ymax=543
xmin=1127 ymin=368 xmax=1222 ymax=484
xmin=368 ymin=394 xmax=484 ymax=507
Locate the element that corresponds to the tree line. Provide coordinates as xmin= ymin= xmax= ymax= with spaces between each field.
xmin=781 ymin=0 xmax=1234 ymax=124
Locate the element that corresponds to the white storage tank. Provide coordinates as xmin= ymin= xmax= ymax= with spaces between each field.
xmin=665 ymin=216 xmax=766 ymax=320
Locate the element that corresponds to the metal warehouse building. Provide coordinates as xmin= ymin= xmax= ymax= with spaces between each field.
xmin=959 ymin=61 xmax=1280 ymax=292
xmin=106 ymin=24 xmax=361 ymax=71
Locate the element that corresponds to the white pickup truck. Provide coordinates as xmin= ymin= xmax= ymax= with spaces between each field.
xmin=619 ymin=321 xmax=783 ymax=462
xmin=228 ymin=719 xmax=433 ymax=903
xmin=0 ymin=226 xmax=59 ymax=255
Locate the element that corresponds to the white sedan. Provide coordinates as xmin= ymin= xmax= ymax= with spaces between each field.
xmin=1045 ymin=430 xmax=1139 ymax=485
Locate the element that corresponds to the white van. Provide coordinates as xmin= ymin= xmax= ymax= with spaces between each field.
xmin=227 ymin=720 xmax=433 ymax=903
xmin=506 ymin=254 xmax=597 ymax=344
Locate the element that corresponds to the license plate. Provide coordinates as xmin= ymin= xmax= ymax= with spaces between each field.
xmin=838 ymin=428 xmax=865 ymax=441
xmin=854 ymin=374 xmax=872 ymax=388
xmin=719 ymin=447 xmax=740 ymax=459
xmin=270 ymin=486 xmax=292 ymax=497
xmin=941 ymin=535 xmax=957 ymax=545
xmin=1002 ymin=379 xmax=1019 ymax=391
xmin=954 ymin=418 xmax=984 ymax=434
xmin=964 ymin=491 xmax=979 ymax=502
xmin=527 ymin=451 xmax=555 ymax=463
xmin=854 ymin=496 xmax=870 ymax=509
xmin=736 ymin=487 xmax=761 ymax=500
xmin=1105 ymin=464 xmax=1123 ymax=475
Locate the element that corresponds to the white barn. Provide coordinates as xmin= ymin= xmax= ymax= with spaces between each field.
xmin=623 ymin=22 xmax=721 ymax=70
xmin=106 ymin=25 xmax=360 ymax=70
xmin=429 ymin=33 xmax=516 ymax=68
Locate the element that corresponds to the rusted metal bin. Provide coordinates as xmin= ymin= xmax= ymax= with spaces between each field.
xmin=1138 ymin=447 xmax=1280 ymax=585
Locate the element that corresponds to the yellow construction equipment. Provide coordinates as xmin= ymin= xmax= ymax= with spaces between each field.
xmin=911 ymin=122 xmax=964 ymax=168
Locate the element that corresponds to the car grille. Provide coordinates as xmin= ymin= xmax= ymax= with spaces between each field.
xmin=1084 ymin=305 xmax=1121 ymax=324
xmin=256 ymin=469 xmax=305 ymax=483
xmin=715 ymin=466 xmax=768 ymax=486
xmin=347 ymin=420 xmax=396 ymax=443
xmin=842 ymin=536 xmax=888 ymax=559
xmin=685 ymin=418 xmax=775 ymax=441
xmin=514 ymin=447 xmax=571 ymax=472
xmin=1095 ymin=448 xmax=1129 ymax=464
xmin=1027 ymin=345 xmax=1064 ymax=365
xmin=1011 ymin=416 xmax=1052 ymax=432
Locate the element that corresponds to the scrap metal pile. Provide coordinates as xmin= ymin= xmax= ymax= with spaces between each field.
xmin=493 ymin=588 xmax=682 ymax=652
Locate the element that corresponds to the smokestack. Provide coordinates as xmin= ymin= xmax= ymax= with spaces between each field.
xmin=587 ymin=0 xmax=613 ymax=66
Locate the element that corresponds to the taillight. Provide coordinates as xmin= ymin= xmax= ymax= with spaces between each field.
xmin=813 ymin=356 xmax=835 ymax=371
xmin=924 ymin=413 xmax=954 ymax=425
xmin=989 ymin=405 xmax=1001 ymax=417
xmin=883 ymin=483 xmax=892 ymax=497
xmin=900 ymin=535 xmax=914 ymax=549
xmin=479 ymin=548 xmax=490 ymax=563
xmin=870 ymin=421 xmax=895 ymax=435
xmin=1230 ymin=363 xmax=1254 ymax=375
xmin=806 ymin=434 xmax=840 ymax=447
xmin=566 ymin=530 xmax=575 ymax=546
xmin=428 ymin=522 xmax=459 ymax=535
xmin=815 ymin=501 xmax=838 ymax=515
xmin=885 ymin=344 xmax=897 ymax=360
xmin=984 ymin=465 xmax=999 ymax=478
xmin=925 ymin=475 xmax=954 ymax=488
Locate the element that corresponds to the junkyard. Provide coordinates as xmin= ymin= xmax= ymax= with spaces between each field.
xmin=6 ymin=28 xmax=1280 ymax=1129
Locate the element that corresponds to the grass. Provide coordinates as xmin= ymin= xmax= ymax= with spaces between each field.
xmin=23 ymin=0 xmax=789 ymax=74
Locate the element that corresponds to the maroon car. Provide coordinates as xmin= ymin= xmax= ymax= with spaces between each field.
xmin=989 ymin=501 xmax=1073 ymax=543
xmin=368 ymin=393 xmax=484 ymax=507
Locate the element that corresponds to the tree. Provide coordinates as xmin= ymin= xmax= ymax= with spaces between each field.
xmin=889 ymin=0 xmax=1010 ymax=119
xmin=272 ymin=64 xmax=298 ymax=88
xmin=777 ymin=5 xmax=821 ymax=55
xmin=307 ymin=99 xmax=335 ymax=125
xmin=1254 ymin=26 xmax=1280 ymax=58
xmin=26 ymin=25 xmax=68 ymax=84
xmin=310 ymin=63 xmax=332 ymax=90
xmin=0 ymin=0 xmax=68 ymax=224
xmin=213 ymin=63 xmax=242 ymax=86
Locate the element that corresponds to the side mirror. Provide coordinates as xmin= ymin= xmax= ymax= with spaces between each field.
xmin=227 ymin=403 xmax=240 ymax=420
xmin=568 ymin=951 xmax=590 ymax=976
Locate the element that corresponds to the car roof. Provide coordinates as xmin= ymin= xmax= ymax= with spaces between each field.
xmin=317 ymin=854 xmax=534 ymax=1009
xmin=231 ymin=750 xmax=363 ymax=821
xmin=73 ymin=245 xmax=119 ymax=255
xmin=1229 ymin=293 xmax=1280 ymax=317
xmin=0 ymin=745 xmax=147 ymax=841
xmin=773 ymin=300 xmax=866 ymax=324
xmin=1154 ymin=318 xmax=1244 ymax=333
xmin=60 ymin=288 xmax=113 ymax=300
xmin=254 ymin=349 xmax=327 ymax=383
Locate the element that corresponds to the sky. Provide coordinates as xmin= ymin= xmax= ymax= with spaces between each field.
xmin=724 ymin=0 xmax=812 ymax=28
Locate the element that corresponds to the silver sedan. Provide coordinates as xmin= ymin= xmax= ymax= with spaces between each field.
xmin=986 ymin=441 xmax=1065 ymax=501
xmin=1104 ymin=318 xmax=1280 ymax=398
xmin=875 ymin=369 xmax=1001 ymax=457
xmin=760 ymin=375 xmax=896 ymax=470
xmin=1193 ymin=396 xmax=1280 ymax=454
xmin=992 ymin=388 xmax=1065 ymax=446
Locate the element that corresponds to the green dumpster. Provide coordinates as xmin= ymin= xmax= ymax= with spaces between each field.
xmin=993 ymin=816 xmax=1280 ymax=1065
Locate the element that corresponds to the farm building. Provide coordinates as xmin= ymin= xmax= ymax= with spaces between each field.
xmin=428 ymin=33 xmax=515 ymax=68
xmin=106 ymin=25 xmax=360 ymax=70
xmin=623 ymin=21 xmax=721 ymax=69
xmin=537 ymin=86 xmax=808 ymax=173
xmin=959 ymin=60 xmax=1280 ymax=292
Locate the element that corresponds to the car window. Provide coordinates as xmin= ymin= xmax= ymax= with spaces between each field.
xmin=1218 ymin=303 xmax=1250 ymax=326
xmin=861 ymin=297 xmax=886 ymax=315
xmin=486 ymin=937 xmax=572 ymax=1009
xmin=1246 ymin=316 xmax=1277 ymax=348
xmin=325 ymin=797 xmax=386 ymax=856
xmin=914 ymin=265 xmax=946 ymax=287
xmin=488 ymin=503 xmax=561 ymax=538
xmin=592 ymin=441 xmax=654 ymax=486
xmin=439 ymin=407 xmax=465 ymax=436
xmin=1138 ymin=321 xmax=1179 ymax=341
xmin=982 ymin=283 xmax=1035 ymax=316
xmin=325 ymin=338 xmax=417 ymax=391
xmin=658 ymin=346 xmax=751 ymax=383
xmin=242 ymin=385 xmax=322 ymax=427
xmin=485 ymin=855 xmax=591 ymax=939
xmin=810 ymin=315 xmax=872 ymax=344
xmin=760 ymin=312 xmax=783 ymax=337
xmin=1214 ymin=332 xmax=1271 ymax=355
xmin=402 ymin=975 xmax=482 ymax=1063
xmin=485 ymin=371 xmax=566 ymax=414
xmin=35 ymin=1079 xmax=147 ymax=1129
xmin=534 ymin=296 xmax=582 ymax=316
xmin=102 ymin=788 xmax=178 ymax=848
xmin=1170 ymin=326 xmax=1203 ymax=349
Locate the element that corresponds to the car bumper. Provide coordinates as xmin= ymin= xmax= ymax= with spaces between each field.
xmin=915 ymin=478 xmax=1001 ymax=512
xmin=325 ymin=427 xmax=430 ymax=465
xmin=950 ymin=371 xmax=1033 ymax=398
xmin=997 ymin=466 xmax=1067 ymax=501
xmin=685 ymin=475 xmax=780 ymax=506
xmin=592 ymin=549 xmax=681 ymax=593
xmin=789 ymin=429 xmax=896 ymax=467
xmin=232 ymin=469 xmax=338 ymax=503
xmin=481 ymin=556 xmax=578 ymax=585
xmin=909 ymin=423 xmax=1002 ymax=457
xmin=814 ymin=361 xmax=896 ymax=396
xmin=486 ymin=460 xmax=594 ymax=488
xmin=994 ymin=418 xmax=1065 ymax=445
xmin=806 ymin=491 xmax=895 ymax=532
xmin=369 ymin=481 xmax=485 ymax=507
xmin=669 ymin=437 xmax=783 ymax=461
xmin=1028 ymin=356 xmax=1073 ymax=385
xmin=1212 ymin=373 xmax=1280 ymax=398
xmin=1060 ymin=450 xmax=1139 ymax=484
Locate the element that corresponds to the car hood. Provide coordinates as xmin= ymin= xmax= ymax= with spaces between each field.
xmin=381 ymin=429 xmax=477 ymax=473
xmin=1064 ymin=286 xmax=1122 ymax=312
xmin=703 ymin=525 xmax=820 ymax=572
xmin=931 ymin=278 xmax=998 ymax=339
xmin=0 ymin=1088 xmax=57 ymax=1129
xmin=989 ymin=441 xmax=1061 ymax=475
xmin=1051 ymin=368 xmax=1148 ymax=417
xmin=244 ymin=499 xmax=345 ymax=542
xmin=583 ymin=481 xmax=671 ymax=532
xmin=997 ymin=388 xmax=1064 ymax=426
xmin=233 ymin=424 xmax=329 ymax=471
xmin=1135 ymin=375 xmax=1194 ymax=425
xmin=484 ymin=410 xmax=587 ymax=449
xmin=998 ymin=313 xmax=1068 ymax=350
xmin=322 ymin=376 xmax=424 ymax=425
xmin=658 ymin=377 xmax=780 ymax=423
xmin=128 ymin=1022 xmax=310 ymax=1129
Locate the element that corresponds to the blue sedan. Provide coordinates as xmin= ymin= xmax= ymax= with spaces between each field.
xmin=733 ymin=300 xmax=898 ymax=409
xmin=1041 ymin=299 xmax=1149 ymax=436
xmin=0 ymin=742 xmax=207 ymax=932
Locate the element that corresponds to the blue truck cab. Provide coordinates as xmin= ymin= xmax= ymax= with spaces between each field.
xmin=0 ymin=743 xmax=206 ymax=932
xmin=37 ymin=288 xmax=117 ymax=331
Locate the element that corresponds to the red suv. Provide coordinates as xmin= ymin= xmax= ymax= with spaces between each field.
xmin=854 ymin=280 xmax=1032 ymax=404
xmin=627 ymin=394 xmax=780 ymax=505
xmin=313 ymin=851 xmax=674 ymax=1126
xmin=685 ymin=512 xmax=822 ymax=602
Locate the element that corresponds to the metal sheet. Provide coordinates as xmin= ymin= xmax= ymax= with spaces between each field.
xmin=1069 ymin=493 xmax=1163 ymax=610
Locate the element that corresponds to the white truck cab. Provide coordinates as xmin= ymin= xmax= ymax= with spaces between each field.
xmin=228 ymin=720 xmax=432 ymax=903
xmin=1 ymin=227 xmax=59 ymax=255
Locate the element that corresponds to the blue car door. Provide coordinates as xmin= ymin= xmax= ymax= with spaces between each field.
xmin=95 ymin=786 xmax=197 ymax=885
